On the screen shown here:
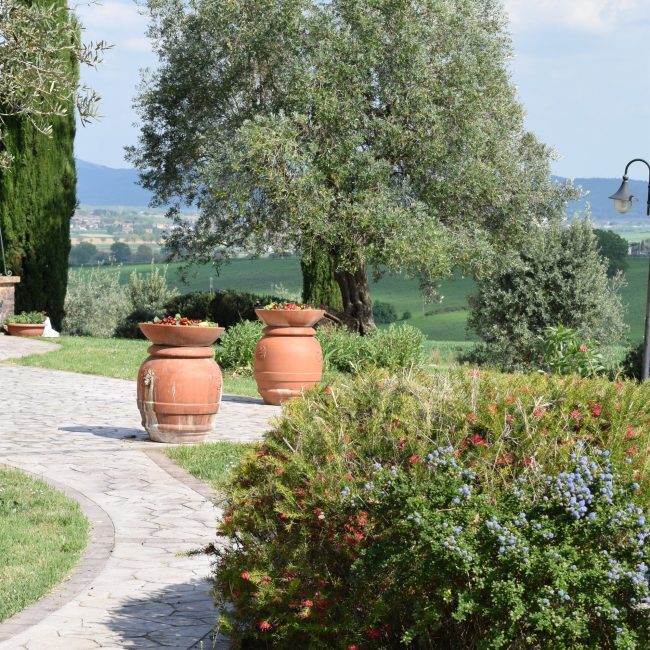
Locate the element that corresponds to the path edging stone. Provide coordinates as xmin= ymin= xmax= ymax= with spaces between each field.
xmin=0 ymin=466 xmax=115 ymax=642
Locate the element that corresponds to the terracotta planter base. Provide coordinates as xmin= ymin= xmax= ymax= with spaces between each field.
xmin=137 ymin=344 xmax=223 ymax=443
xmin=5 ymin=323 xmax=45 ymax=337
xmin=253 ymin=319 xmax=324 ymax=405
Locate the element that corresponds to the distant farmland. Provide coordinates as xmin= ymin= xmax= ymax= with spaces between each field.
xmin=70 ymin=256 xmax=647 ymax=342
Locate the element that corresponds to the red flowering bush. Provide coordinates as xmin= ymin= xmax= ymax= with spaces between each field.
xmin=213 ymin=369 xmax=649 ymax=648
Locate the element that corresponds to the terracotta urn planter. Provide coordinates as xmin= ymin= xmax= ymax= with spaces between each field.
xmin=136 ymin=323 xmax=225 ymax=443
xmin=253 ymin=309 xmax=325 ymax=405
xmin=5 ymin=322 xmax=45 ymax=337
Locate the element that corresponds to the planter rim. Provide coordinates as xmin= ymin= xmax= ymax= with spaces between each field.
xmin=255 ymin=308 xmax=325 ymax=328
xmin=138 ymin=322 xmax=225 ymax=346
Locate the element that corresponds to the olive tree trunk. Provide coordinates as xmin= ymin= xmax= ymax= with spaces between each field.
xmin=334 ymin=266 xmax=376 ymax=334
xmin=301 ymin=249 xmax=343 ymax=310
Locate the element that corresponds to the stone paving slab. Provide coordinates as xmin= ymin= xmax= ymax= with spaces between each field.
xmin=0 ymin=336 xmax=281 ymax=648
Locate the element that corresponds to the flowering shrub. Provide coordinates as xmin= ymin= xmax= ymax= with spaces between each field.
xmin=538 ymin=325 xmax=604 ymax=377
xmin=213 ymin=370 xmax=649 ymax=648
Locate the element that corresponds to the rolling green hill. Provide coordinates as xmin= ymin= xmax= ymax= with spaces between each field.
xmin=70 ymin=255 xmax=648 ymax=342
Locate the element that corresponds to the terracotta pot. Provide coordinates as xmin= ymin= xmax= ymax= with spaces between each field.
xmin=5 ymin=322 xmax=45 ymax=337
xmin=255 ymin=309 xmax=325 ymax=328
xmin=139 ymin=323 xmax=224 ymax=347
xmin=137 ymin=344 xmax=223 ymax=443
xmin=253 ymin=325 xmax=323 ymax=405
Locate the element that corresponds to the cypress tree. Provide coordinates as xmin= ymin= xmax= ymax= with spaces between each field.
xmin=0 ymin=0 xmax=77 ymax=330
xmin=301 ymin=252 xmax=343 ymax=310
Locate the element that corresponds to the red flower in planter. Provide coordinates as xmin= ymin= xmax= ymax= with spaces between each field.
xmin=240 ymin=572 xmax=251 ymax=580
xmin=258 ymin=621 xmax=273 ymax=631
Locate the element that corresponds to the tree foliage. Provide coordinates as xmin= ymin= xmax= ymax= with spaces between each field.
xmin=110 ymin=241 xmax=132 ymax=264
xmin=0 ymin=0 xmax=107 ymax=168
xmin=594 ymin=228 xmax=629 ymax=277
xmin=467 ymin=219 xmax=627 ymax=370
xmin=130 ymin=0 xmax=575 ymax=332
xmin=69 ymin=241 xmax=98 ymax=266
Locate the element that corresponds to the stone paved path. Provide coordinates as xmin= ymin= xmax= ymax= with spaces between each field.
xmin=0 ymin=335 xmax=281 ymax=649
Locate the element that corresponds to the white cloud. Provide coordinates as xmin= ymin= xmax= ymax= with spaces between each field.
xmin=503 ymin=0 xmax=648 ymax=33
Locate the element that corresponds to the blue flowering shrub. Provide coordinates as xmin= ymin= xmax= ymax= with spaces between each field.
xmin=213 ymin=369 xmax=649 ymax=648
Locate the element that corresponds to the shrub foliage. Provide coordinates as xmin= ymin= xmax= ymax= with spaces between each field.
xmin=214 ymin=370 xmax=649 ymax=648
xmin=214 ymin=322 xmax=426 ymax=375
xmin=468 ymin=220 xmax=626 ymax=370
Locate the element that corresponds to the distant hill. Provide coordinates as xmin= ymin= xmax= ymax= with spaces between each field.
xmin=75 ymin=159 xmax=646 ymax=224
xmin=75 ymin=159 xmax=153 ymax=206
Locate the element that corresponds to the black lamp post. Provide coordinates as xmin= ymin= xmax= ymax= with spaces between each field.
xmin=609 ymin=158 xmax=650 ymax=379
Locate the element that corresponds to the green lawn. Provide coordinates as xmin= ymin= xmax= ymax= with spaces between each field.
xmin=0 ymin=468 xmax=88 ymax=622
xmin=165 ymin=442 xmax=254 ymax=490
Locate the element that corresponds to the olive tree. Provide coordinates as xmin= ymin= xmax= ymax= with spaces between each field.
xmin=0 ymin=0 xmax=107 ymax=167
xmin=130 ymin=0 xmax=574 ymax=332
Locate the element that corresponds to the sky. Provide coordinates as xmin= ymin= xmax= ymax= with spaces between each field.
xmin=74 ymin=0 xmax=650 ymax=180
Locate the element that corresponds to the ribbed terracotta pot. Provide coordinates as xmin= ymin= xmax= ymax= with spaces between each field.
xmin=253 ymin=310 xmax=325 ymax=405
xmin=5 ymin=322 xmax=45 ymax=337
xmin=137 ymin=324 xmax=225 ymax=443
xmin=137 ymin=345 xmax=223 ymax=443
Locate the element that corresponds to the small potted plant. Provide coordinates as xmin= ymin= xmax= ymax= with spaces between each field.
xmin=253 ymin=302 xmax=325 ymax=405
xmin=4 ymin=311 xmax=46 ymax=337
xmin=137 ymin=314 xmax=226 ymax=443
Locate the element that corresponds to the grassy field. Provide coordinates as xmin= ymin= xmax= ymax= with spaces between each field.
xmin=0 ymin=468 xmax=88 ymax=622
xmin=70 ymin=255 xmax=649 ymax=343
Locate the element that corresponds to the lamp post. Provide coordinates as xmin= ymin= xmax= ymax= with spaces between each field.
xmin=609 ymin=158 xmax=650 ymax=379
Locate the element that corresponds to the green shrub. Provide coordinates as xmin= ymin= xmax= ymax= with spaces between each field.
xmin=365 ymin=324 xmax=426 ymax=371
xmin=165 ymin=291 xmax=215 ymax=320
xmin=372 ymin=300 xmax=398 ymax=324
xmin=316 ymin=326 xmax=366 ymax=373
xmin=5 ymin=311 xmax=45 ymax=324
xmin=165 ymin=289 xmax=283 ymax=328
xmin=317 ymin=324 xmax=425 ymax=373
xmin=468 ymin=219 xmax=627 ymax=371
xmin=214 ymin=322 xmax=425 ymax=375
xmin=214 ymin=370 xmax=649 ymax=648
xmin=622 ymin=342 xmax=644 ymax=381
xmin=62 ymin=267 xmax=129 ymax=337
xmin=214 ymin=320 xmax=264 ymax=374
xmin=539 ymin=325 xmax=605 ymax=377
xmin=115 ymin=265 xmax=179 ymax=338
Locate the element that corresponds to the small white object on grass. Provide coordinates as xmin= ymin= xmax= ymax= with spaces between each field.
xmin=42 ymin=317 xmax=60 ymax=338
